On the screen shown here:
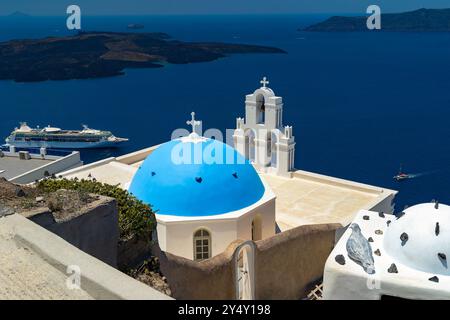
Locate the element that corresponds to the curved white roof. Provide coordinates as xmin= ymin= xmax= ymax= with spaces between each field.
xmin=384 ymin=203 xmax=450 ymax=276
xmin=16 ymin=122 xmax=32 ymax=133
xmin=42 ymin=126 xmax=62 ymax=133
xmin=253 ymin=86 xmax=275 ymax=98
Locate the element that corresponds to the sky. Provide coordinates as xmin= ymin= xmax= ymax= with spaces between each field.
xmin=0 ymin=0 xmax=449 ymax=16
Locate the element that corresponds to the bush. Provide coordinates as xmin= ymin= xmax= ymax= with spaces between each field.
xmin=37 ymin=178 xmax=156 ymax=242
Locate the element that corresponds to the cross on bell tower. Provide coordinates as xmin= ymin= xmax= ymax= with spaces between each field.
xmin=260 ymin=77 xmax=269 ymax=88
xmin=187 ymin=112 xmax=201 ymax=134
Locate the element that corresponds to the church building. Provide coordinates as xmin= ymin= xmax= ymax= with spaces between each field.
xmin=128 ymin=119 xmax=276 ymax=260
xmin=60 ymin=77 xmax=397 ymax=263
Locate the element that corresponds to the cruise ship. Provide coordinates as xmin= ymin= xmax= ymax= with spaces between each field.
xmin=5 ymin=123 xmax=128 ymax=149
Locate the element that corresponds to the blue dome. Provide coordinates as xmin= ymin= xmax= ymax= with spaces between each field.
xmin=129 ymin=138 xmax=265 ymax=217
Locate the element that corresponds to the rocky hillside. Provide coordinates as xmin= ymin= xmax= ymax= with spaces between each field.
xmin=0 ymin=31 xmax=285 ymax=82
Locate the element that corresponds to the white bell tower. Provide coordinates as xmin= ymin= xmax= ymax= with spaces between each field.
xmin=233 ymin=77 xmax=296 ymax=177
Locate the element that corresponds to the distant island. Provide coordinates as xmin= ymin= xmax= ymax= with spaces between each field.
xmin=127 ymin=24 xmax=145 ymax=30
xmin=303 ymin=8 xmax=450 ymax=32
xmin=0 ymin=31 xmax=285 ymax=82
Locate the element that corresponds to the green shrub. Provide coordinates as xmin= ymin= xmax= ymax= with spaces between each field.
xmin=37 ymin=178 xmax=156 ymax=242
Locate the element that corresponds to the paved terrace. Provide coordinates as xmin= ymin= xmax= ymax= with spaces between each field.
xmin=61 ymin=144 xmax=397 ymax=231
xmin=0 ymin=156 xmax=52 ymax=180
xmin=259 ymin=170 xmax=396 ymax=231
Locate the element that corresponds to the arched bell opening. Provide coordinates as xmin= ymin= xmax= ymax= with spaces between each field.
xmin=244 ymin=129 xmax=256 ymax=163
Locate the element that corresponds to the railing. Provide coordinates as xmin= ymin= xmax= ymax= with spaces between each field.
xmin=1 ymin=145 xmax=73 ymax=157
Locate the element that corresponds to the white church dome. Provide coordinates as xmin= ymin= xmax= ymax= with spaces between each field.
xmin=383 ymin=203 xmax=450 ymax=276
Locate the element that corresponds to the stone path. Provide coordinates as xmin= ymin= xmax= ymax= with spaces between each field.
xmin=0 ymin=218 xmax=93 ymax=300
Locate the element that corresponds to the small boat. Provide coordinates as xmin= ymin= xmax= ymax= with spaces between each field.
xmin=393 ymin=164 xmax=411 ymax=181
xmin=127 ymin=24 xmax=145 ymax=30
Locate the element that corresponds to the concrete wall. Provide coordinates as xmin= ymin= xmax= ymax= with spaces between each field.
xmin=116 ymin=145 xmax=160 ymax=165
xmin=155 ymin=223 xmax=340 ymax=300
xmin=369 ymin=192 xmax=396 ymax=214
xmin=11 ymin=152 xmax=83 ymax=184
xmin=25 ymin=195 xmax=119 ymax=267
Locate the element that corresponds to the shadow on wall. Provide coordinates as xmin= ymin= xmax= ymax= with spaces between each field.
xmin=153 ymin=223 xmax=341 ymax=300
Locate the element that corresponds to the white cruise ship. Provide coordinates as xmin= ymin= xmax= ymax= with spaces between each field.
xmin=5 ymin=123 xmax=128 ymax=149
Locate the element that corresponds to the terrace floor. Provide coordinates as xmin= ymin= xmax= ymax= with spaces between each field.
xmin=0 ymin=156 xmax=52 ymax=180
xmin=259 ymin=171 xmax=390 ymax=231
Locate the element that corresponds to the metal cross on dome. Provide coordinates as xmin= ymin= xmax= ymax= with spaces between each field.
xmin=187 ymin=111 xmax=201 ymax=134
xmin=260 ymin=76 xmax=270 ymax=88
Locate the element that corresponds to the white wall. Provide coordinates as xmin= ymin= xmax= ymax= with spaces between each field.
xmin=10 ymin=152 xmax=83 ymax=184
xmin=237 ymin=199 xmax=276 ymax=240
xmin=161 ymin=219 xmax=238 ymax=260
xmin=158 ymin=198 xmax=276 ymax=260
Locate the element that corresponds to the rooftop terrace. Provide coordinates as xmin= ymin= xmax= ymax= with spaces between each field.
xmin=0 ymin=156 xmax=52 ymax=180
xmin=0 ymin=148 xmax=83 ymax=184
xmin=260 ymin=170 xmax=396 ymax=231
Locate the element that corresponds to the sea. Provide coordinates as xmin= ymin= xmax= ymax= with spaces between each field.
xmin=1 ymin=14 xmax=449 ymax=212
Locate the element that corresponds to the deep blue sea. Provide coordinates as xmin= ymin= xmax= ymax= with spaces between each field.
xmin=1 ymin=14 xmax=450 ymax=212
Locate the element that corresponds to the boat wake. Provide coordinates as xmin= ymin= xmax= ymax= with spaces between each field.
xmin=406 ymin=173 xmax=424 ymax=179
xmin=406 ymin=170 xmax=441 ymax=179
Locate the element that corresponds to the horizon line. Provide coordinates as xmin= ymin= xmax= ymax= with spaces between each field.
xmin=2 ymin=7 xmax=448 ymax=18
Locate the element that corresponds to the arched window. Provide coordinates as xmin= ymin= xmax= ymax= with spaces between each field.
xmin=194 ymin=229 xmax=211 ymax=261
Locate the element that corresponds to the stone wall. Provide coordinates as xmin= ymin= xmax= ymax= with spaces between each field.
xmin=154 ymin=241 xmax=240 ymax=300
xmin=254 ymin=223 xmax=340 ymax=299
xmin=155 ymin=223 xmax=341 ymax=300
xmin=118 ymin=236 xmax=153 ymax=270
xmin=24 ymin=196 xmax=119 ymax=267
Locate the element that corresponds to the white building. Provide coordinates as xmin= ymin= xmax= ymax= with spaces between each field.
xmin=128 ymin=121 xmax=276 ymax=260
xmin=323 ymin=203 xmax=450 ymax=300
